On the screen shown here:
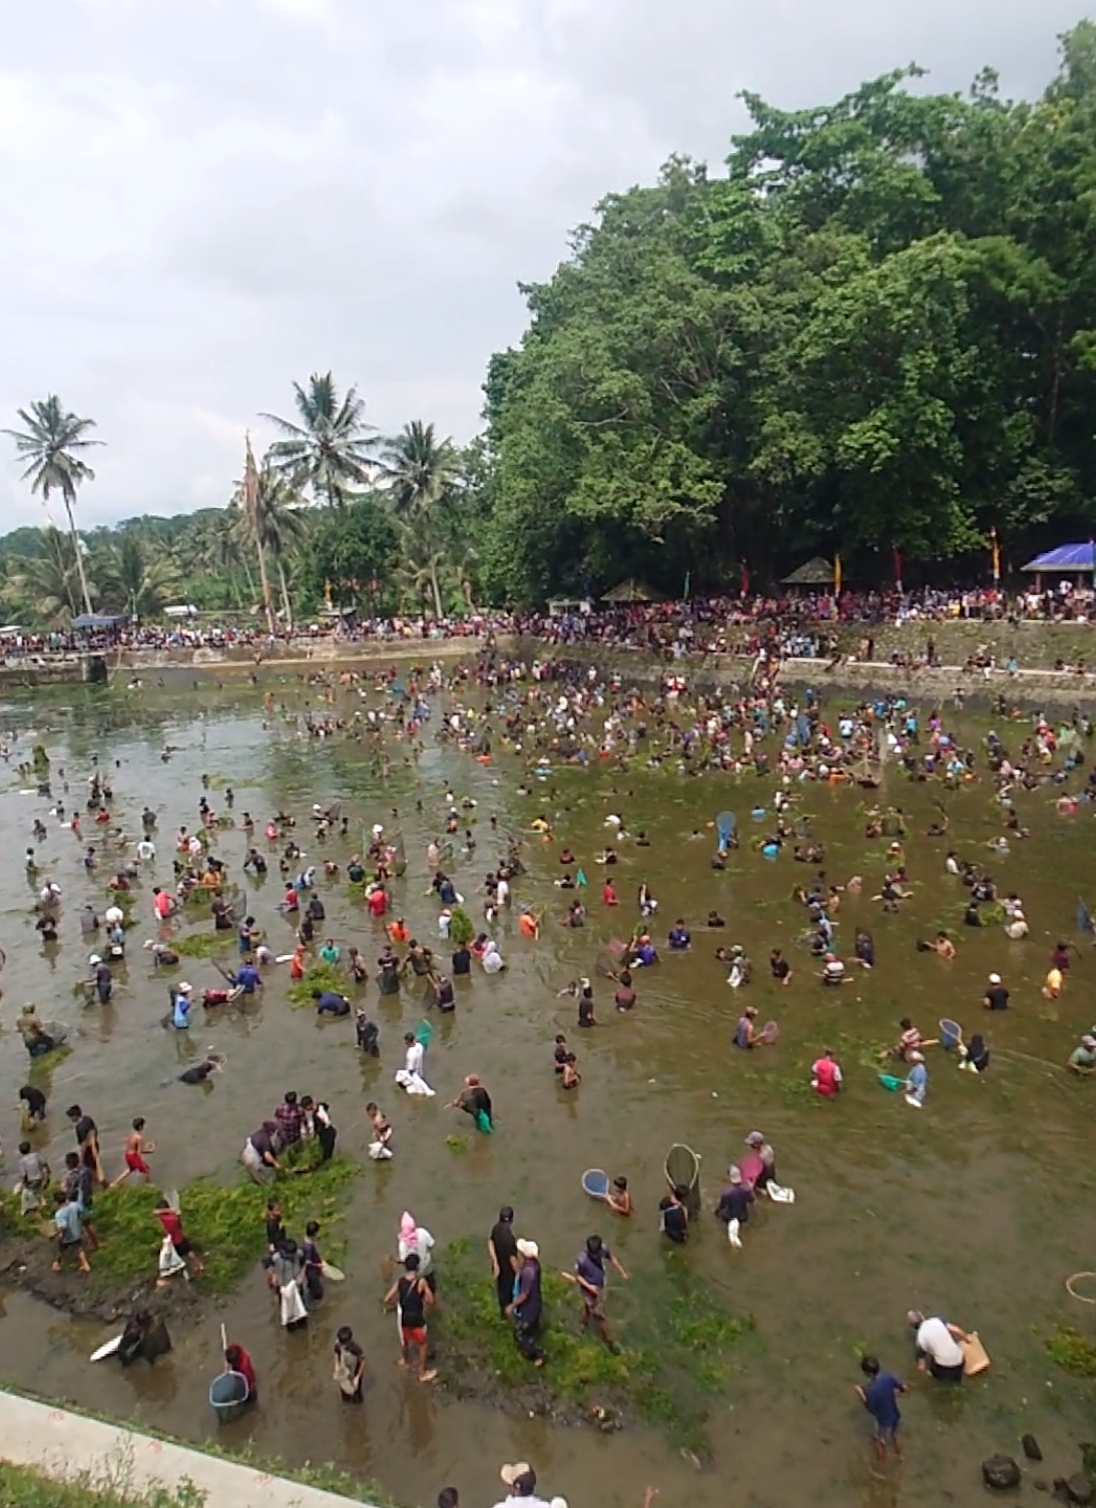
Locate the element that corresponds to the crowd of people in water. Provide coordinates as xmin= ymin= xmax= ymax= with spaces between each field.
xmin=2 ymin=637 xmax=1095 ymax=1477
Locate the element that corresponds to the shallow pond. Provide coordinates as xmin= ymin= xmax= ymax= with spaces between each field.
xmin=1 ymin=667 xmax=1096 ymax=1508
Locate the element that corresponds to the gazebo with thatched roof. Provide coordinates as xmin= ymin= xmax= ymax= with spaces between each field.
xmin=781 ymin=557 xmax=835 ymax=588
xmin=600 ymin=579 xmax=665 ymax=604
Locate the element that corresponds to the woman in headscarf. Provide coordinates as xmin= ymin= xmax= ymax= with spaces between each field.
xmin=482 ymin=940 xmax=505 ymax=975
xmin=397 ymin=1211 xmax=437 ymax=1292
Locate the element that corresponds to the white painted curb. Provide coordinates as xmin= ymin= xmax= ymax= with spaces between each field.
xmin=0 ymin=1388 xmax=374 ymax=1508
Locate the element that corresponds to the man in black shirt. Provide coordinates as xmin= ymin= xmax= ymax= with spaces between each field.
xmin=451 ymin=943 xmax=471 ymax=976
xmin=983 ymin=972 xmax=1009 ymax=1010
xmin=659 ymin=1186 xmax=689 ymax=1244
xmin=488 ymin=1205 xmax=518 ymax=1317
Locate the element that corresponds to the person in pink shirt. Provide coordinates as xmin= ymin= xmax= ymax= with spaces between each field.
xmin=811 ymin=1047 xmax=843 ymax=1097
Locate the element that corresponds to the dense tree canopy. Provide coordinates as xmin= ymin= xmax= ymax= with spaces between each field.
xmin=479 ymin=24 xmax=1096 ymax=602
xmin=4 ymin=26 xmax=1096 ymax=618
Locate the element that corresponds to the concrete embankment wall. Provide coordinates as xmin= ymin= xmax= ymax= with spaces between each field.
xmin=0 ymin=1387 xmax=369 ymax=1508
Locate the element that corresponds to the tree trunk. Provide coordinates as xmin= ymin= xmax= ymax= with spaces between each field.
xmin=277 ymin=558 xmax=293 ymax=631
xmin=65 ymin=496 xmax=93 ymax=617
xmin=254 ymin=537 xmax=276 ymax=634
xmin=429 ymin=562 xmax=444 ymax=619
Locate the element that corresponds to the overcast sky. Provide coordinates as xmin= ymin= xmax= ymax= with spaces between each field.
xmin=0 ymin=0 xmax=1084 ymax=530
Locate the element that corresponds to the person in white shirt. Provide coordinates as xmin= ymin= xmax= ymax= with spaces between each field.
xmin=492 ymin=1464 xmax=553 ymax=1508
xmin=404 ymin=1033 xmax=424 ymax=1079
xmin=397 ymin=1211 xmax=436 ymax=1284
xmin=495 ymin=876 xmax=510 ymax=909
xmin=137 ymin=838 xmax=156 ymax=863
xmin=908 ymin=1310 xmax=968 ymax=1381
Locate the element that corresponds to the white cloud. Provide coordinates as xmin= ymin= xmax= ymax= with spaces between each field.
xmin=0 ymin=0 xmax=1082 ymax=529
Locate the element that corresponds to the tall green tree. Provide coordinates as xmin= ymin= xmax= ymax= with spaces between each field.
xmin=94 ymin=533 xmax=181 ymax=620
xmin=239 ymin=463 xmax=308 ymax=628
xmin=262 ymin=373 xmax=377 ymax=509
xmin=3 ymin=396 xmax=101 ymax=616
xmin=381 ymin=421 xmax=460 ymax=616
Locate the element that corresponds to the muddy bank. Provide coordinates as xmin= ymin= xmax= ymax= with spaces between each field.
xmin=0 ymin=1231 xmax=207 ymax=1327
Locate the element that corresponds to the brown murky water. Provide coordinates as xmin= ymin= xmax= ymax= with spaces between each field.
xmin=2 ymin=667 xmax=1096 ymax=1508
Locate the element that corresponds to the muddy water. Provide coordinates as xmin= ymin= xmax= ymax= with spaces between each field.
xmin=2 ymin=671 xmax=1096 ymax=1508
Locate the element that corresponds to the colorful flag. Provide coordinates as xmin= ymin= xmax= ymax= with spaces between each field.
xmin=991 ymin=527 xmax=1000 ymax=584
xmin=892 ymin=546 xmax=903 ymax=591
xmin=834 ymin=554 xmax=842 ymax=595
xmin=740 ymin=562 xmax=750 ymax=596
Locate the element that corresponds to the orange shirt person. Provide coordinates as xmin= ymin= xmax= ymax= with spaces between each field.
xmin=387 ymin=917 xmax=410 ymax=944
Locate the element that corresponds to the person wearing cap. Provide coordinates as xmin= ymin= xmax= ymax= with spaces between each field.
xmin=983 ymin=973 xmax=1009 ymax=1011
xmin=509 ymin=1239 xmax=544 ymax=1362
xmin=86 ymin=955 xmax=113 ymax=1005
xmin=1068 ymin=1032 xmax=1096 ymax=1073
xmin=715 ymin=1166 xmax=754 ymax=1245
xmin=171 ymin=982 xmax=193 ymax=1030
xmin=488 ymin=1206 xmax=519 ymax=1317
xmin=734 ymin=1005 xmax=762 ymax=1049
xmin=494 ymin=1465 xmax=551 ymax=1508
xmin=743 ymin=1131 xmax=776 ymax=1191
xmin=904 ymin=1051 xmax=928 ymax=1108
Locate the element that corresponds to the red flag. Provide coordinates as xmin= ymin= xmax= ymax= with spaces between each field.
xmin=892 ymin=546 xmax=903 ymax=590
xmin=740 ymin=562 xmax=750 ymax=596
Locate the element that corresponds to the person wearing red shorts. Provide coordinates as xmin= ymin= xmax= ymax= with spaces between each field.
xmin=385 ymin=1253 xmax=437 ymax=1382
xmin=111 ymin=1117 xmax=155 ymax=1187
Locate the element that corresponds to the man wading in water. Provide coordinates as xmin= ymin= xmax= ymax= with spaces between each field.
xmin=563 ymin=1234 xmax=629 ymax=1349
xmin=384 ymin=1253 xmax=437 ymax=1382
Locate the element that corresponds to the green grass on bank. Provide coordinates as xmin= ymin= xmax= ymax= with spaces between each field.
xmin=437 ymin=1237 xmax=753 ymax=1456
xmin=0 ymin=1143 xmax=360 ymax=1299
xmin=0 ymin=1463 xmax=204 ymax=1508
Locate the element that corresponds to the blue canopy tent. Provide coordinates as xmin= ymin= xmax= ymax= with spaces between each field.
xmin=70 ymin=614 xmax=127 ymax=630
xmin=1021 ymin=543 xmax=1096 ymax=588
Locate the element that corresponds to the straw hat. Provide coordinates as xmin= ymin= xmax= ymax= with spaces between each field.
xmin=516 ymin=1239 xmax=539 ymax=1259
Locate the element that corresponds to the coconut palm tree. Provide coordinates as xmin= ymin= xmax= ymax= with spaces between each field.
xmin=3 ymin=396 xmax=101 ymax=617
xmin=95 ymin=534 xmax=181 ymax=620
xmin=261 ymin=373 xmax=377 ymax=509
xmin=233 ymin=463 xmax=308 ymax=628
xmin=238 ymin=436 xmax=276 ymax=632
xmin=381 ymin=422 xmax=459 ymax=617
xmin=4 ymin=526 xmax=93 ymax=624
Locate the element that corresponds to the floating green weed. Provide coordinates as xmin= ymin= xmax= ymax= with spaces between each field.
xmin=287 ymin=959 xmax=346 ymax=1007
xmin=174 ymin=932 xmax=234 ymax=960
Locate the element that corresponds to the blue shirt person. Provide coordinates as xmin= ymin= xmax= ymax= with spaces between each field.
xmin=856 ymin=1356 xmax=905 ymax=1461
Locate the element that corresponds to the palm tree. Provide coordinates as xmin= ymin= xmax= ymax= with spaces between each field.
xmin=381 ymin=422 xmax=459 ymax=616
xmin=3 ymin=396 xmax=102 ymax=617
xmin=95 ymin=534 xmax=181 ymax=620
xmin=234 ymin=463 xmax=308 ymax=628
xmin=4 ymin=526 xmax=92 ymax=624
xmin=240 ymin=436 xmax=276 ymax=633
xmin=394 ymin=516 xmax=454 ymax=619
xmin=261 ymin=373 xmax=377 ymax=509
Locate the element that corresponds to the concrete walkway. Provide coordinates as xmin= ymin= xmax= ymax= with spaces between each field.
xmin=0 ymin=1388 xmax=375 ymax=1508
